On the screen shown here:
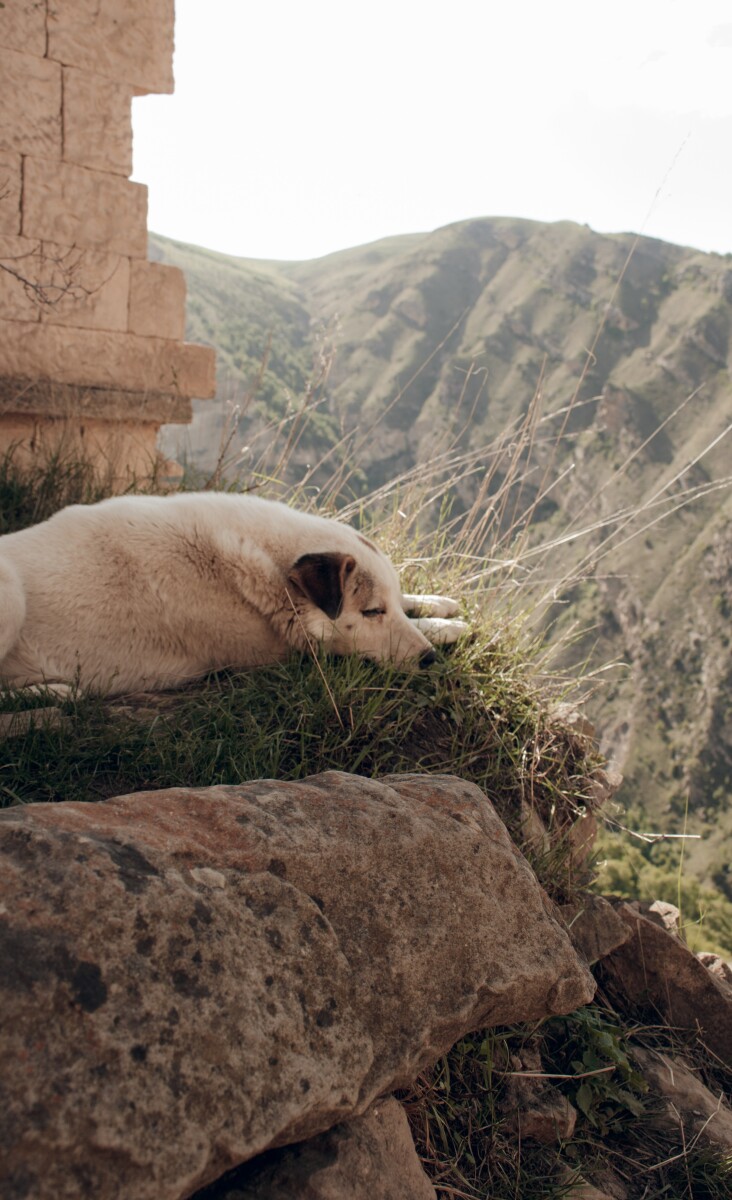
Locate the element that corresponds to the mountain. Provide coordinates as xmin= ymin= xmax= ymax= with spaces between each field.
xmin=150 ymin=218 xmax=732 ymax=900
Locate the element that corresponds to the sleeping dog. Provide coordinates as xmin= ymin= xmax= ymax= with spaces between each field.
xmin=0 ymin=492 xmax=467 ymax=697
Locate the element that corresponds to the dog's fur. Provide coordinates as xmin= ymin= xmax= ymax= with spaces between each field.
xmin=0 ymin=492 xmax=465 ymax=697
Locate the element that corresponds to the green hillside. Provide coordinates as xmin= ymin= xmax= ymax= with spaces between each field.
xmin=151 ymin=219 xmax=732 ymax=904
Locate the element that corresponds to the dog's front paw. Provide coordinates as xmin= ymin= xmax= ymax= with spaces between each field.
xmin=13 ymin=681 xmax=72 ymax=700
xmin=402 ymin=592 xmax=460 ymax=618
xmin=410 ymin=616 xmax=470 ymax=645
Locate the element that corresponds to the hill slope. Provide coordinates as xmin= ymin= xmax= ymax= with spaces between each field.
xmin=151 ymin=219 xmax=732 ymax=899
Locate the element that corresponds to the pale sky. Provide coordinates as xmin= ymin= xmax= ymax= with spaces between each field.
xmin=131 ymin=0 xmax=732 ymax=262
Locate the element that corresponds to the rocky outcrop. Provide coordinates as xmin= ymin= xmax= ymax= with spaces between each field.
xmin=0 ymin=771 xmax=594 ymax=1200
xmin=192 ymin=1097 xmax=436 ymax=1200
xmin=600 ymin=900 xmax=732 ymax=1067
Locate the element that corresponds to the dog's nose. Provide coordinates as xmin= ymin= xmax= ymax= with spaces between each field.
xmin=419 ymin=648 xmax=437 ymax=668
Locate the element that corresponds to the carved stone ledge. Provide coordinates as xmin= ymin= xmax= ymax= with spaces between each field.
xmin=0 ymin=376 xmax=192 ymax=425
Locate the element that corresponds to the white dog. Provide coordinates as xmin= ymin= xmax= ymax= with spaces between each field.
xmin=0 ymin=492 xmax=467 ymax=697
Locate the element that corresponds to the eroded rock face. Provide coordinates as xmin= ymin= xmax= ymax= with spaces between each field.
xmin=0 ymin=771 xmax=594 ymax=1200
xmin=192 ymin=1096 xmax=436 ymax=1200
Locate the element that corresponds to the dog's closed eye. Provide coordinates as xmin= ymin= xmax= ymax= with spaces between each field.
xmin=361 ymin=608 xmax=386 ymax=618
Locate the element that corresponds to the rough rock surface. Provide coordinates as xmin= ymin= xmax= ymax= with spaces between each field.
xmin=192 ymin=1097 xmax=436 ymax=1200
xmin=601 ymin=900 xmax=732 ymax=1067
xmin=561 ymin=1169 xmax=629 ymax=1200
xmin=697 ymin=951 xmax=732 ymax=985
xmin=641 ymin=898 xmax=682 ymax=935
xmin=560 ymin=894 xmax=632 ymax=966
xmin=0 ymin=771 xmax=594 ymax=1200
xmin=631 ymin=1047 xmax=732 ymax=1151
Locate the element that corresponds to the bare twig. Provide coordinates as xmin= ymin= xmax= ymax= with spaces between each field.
xmin=0 ymin=241 xmax=109 ymax=310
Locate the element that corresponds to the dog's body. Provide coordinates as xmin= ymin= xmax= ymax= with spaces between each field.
xmin=0 ymin=492 xmax=464 ymax=697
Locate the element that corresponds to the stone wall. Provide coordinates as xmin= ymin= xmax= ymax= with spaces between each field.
xmin=0 ymin=0 xmax=216 ymax=482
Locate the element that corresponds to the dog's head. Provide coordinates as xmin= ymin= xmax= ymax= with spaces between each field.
xmin=287 ymin=546 xmax=435 ymax=666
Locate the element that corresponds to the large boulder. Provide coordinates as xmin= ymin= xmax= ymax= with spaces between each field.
xmin=0 ymin=771 xmax=594 ymax=1199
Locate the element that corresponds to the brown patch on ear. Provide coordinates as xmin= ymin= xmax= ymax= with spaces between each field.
xmin=288 ymin=553 xmax=355 ymax=620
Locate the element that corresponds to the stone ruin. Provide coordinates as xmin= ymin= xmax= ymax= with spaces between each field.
xmin=0 ymin=0 xmax=216 ymax=483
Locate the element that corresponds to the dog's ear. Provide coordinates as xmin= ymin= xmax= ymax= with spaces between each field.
xmin=288 ymin=553 xmax=355 ymax=619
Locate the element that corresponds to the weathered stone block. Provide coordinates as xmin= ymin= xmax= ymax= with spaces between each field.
xmin=632 ymin=1047 xmax=732 ymax=1152
xmin=560 ymin=1169 xmax=629 ymax=1200
xmin=0 ymin=319 xmax=216 ymax=397
xmin=0 ymin=152 xmax=22 ymax=235
xmin=22 ymin=157 xmax=148 ymax=257
xmin=0 ymin=772 xmax=595 ymax=1199
xmin=0 ymin=238 xmax=130 ymax=331
xmin=503 ymin=1041 xmax=577 ymax=1144
xmin=47 ymin=0 xmax=174 ymax=94
xmin=0 ymin=377 xmax=193 ymax=424
xmin=0 ymin=0 xmax=47 ymax=57
xmin=0 ymin=410 xmax=168 ymax=489
xmin=0 ymin=235 xmax=43 ymax=321
xmin=0 ymin=48 xmax=62 ymax=157
xmin=128 ymin=259 xmax=186 ymax=339
xmin=560 ymin=894 xmax=631 ymax=966
xmin=38 ymin=244 xmax=130 ymax=332
xmin=62 ymin=68 xmax=134 ymax=176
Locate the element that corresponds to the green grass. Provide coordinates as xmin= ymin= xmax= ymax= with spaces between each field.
xmin=0 ymin=633 xmax=600 ymax=906
xmin=403 ymin=1034 xmax=576 ymax=1199
xmin=0 ymin=443 xmax=113 ymax=534
xmin=593 ymin=823 xmax=732 ymax=958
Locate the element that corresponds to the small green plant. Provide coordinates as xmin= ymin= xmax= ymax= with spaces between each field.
xmin=403 ymin=1030 xmax=577 ymax=1200
xmin=544 ymin=1006 xmax=647 ymax=1135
